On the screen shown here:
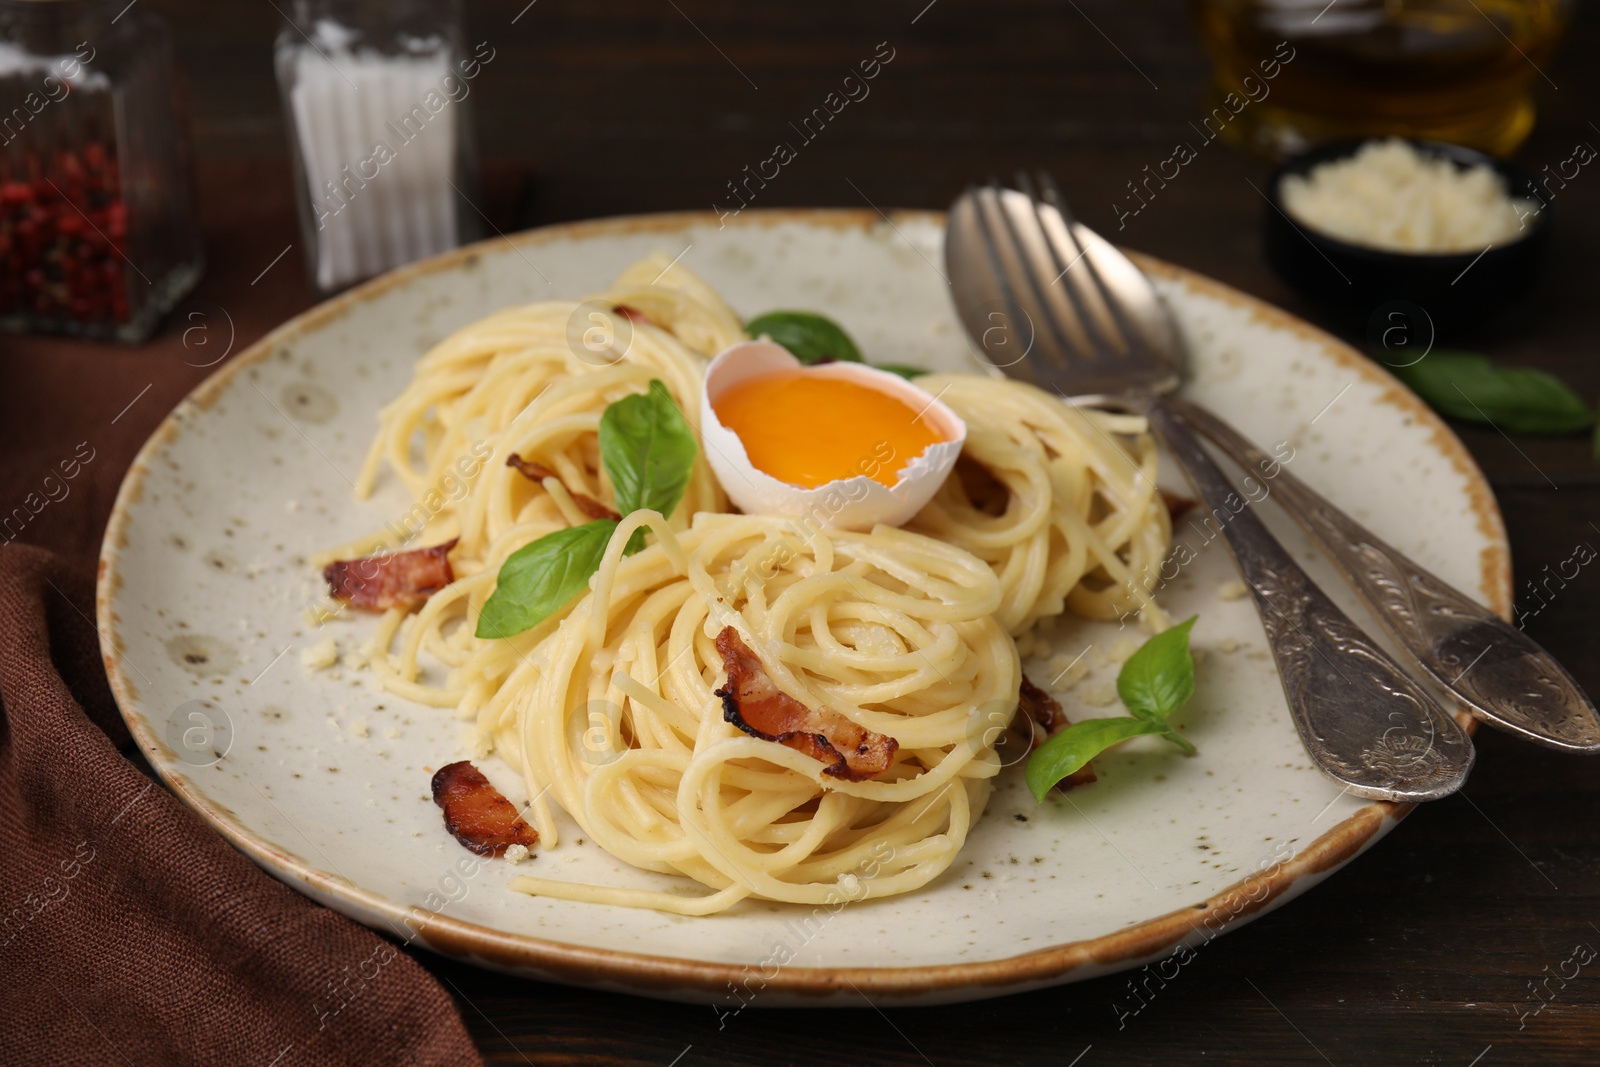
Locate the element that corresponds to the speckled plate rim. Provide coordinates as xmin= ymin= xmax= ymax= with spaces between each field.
xmin=97 ymin=208 xmax=1508 ymax=1003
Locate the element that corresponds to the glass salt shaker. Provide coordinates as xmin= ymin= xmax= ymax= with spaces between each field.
xmin=0 ymin=0 xmax=204 ymax=343
xmin=274 ymin=0 xmax=483 ymax=295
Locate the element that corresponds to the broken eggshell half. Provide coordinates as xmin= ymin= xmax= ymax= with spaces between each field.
xmin=699 ymin=340 xmax=966 ymax=531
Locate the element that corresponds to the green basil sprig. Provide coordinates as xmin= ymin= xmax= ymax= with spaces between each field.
xmin=746 ymin=311 xmax=864 ymax=365
xmin=476 ymin=521 xmax=616 ymax=640
xmin=600 ymin=380 xmax=698 ymax=515
xmin=872 ymin=362 xmax=929 ymax=380
xmin=745 ymin=309 xmax=928 ymax=378
xmin=475 ymin=380 xmax=695 ymax=640
xmin=1024 ymin=616 xmax=1198 ymax=801
xmin=1386 ymin=351 xmax=1595 ymax=436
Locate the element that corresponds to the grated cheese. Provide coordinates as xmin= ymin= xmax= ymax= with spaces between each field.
xmin=1281 ymin=139 xmax=1535 ymax=253
xmin=300 ymin=637 xmax=338 ymax=671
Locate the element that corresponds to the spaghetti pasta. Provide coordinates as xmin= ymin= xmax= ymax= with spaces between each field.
xmin=497 ymin=510 xmax=1016 ymax=914
xmin=320 ymin=255 xmax=1172 ymax=914
xmin=906 ymin=374 xmax=1170 ymax=636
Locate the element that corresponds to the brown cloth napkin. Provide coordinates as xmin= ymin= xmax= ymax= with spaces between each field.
xmin=0 ymin=287 xmax=484 ymax=1062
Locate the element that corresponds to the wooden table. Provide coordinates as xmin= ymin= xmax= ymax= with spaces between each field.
xmin=15 ymin=1 xmax=1600 ymax=1062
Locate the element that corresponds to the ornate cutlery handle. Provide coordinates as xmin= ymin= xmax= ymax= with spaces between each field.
xmin=1140 ymin=396 xmax=1474 ymax=801
xmin=1171 ymin=397 xmax=1600 ymax=754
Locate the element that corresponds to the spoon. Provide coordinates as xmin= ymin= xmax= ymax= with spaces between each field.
xmin=1171 ymin=396 xmax=1600 ymax=753
xmin=945 ymin=174 xmax=1475 ymax=802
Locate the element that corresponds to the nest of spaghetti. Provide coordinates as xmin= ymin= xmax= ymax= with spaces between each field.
xmin=313 ymin=254 xmax=1172 ymax=915
xmin=489 ymin=512 xmax=1018 ymax=914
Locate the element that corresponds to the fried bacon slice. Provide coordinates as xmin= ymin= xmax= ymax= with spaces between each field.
xmin=1015 ymin=675 xmax=1097 ymax=790
xmin=505 ymin=453 xmax=620 ymax=521
xmin=1160 ymin=489 xmax=1198 ymax=525
xmin=323 ymin=538 xmax=458 ymax=612
xmin=613 ymin=303 xmax=676 ymax=336
xmin=505 ymin=453 xmax=558 ymax=482
xmin=612 ymin=303 xmax=651 ymax=325
xmin=430 ymin=760 xmax=540 ymax=857
xmin=713 ymin=627 xmax=898 ymax=782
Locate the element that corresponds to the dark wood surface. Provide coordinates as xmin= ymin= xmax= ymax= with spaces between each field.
xmin=13 ymin=0 xmax=1600 ymax=1062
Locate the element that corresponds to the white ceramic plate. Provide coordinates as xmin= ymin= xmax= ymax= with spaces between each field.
xmin=98 ymin=210 xmax=1507 ymax=1006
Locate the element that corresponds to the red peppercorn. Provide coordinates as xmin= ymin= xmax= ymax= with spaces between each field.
xmin=0 ymin=143 xmax=133 ymax=325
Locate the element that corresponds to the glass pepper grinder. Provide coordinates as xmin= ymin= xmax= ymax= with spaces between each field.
xmin=274 ymin=0 xmax=482 ymax=295
xmin=0 ymin=0 xmax=204 ymax=343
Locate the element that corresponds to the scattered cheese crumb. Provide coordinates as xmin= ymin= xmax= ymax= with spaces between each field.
xmin=303 ymin=601 xmax=342 ymax=627
xmin=1218 ymin=580 xmax=1248 ymax=602
xmin=342 ymin=649 xmax=368 ymax=671
xmin=461 ymin=727 xmax=493 ymax=761
xmin=1107 ymin=636 xmax=1140 ymax=665
xmin=385 ymin=726 xmax=402 ymax=740
xmin=1082 ymin=682 xmax=1118 ymax=708
xmin=1046 ymin=652 xmax=1088 ymax=691
xmin=1219 ymin=636 xmax=1239 ymax=653
xmin=302 ymin=637 xmax=339 ymax=671
xmin=350 ymin=720 xmax=369 ymax=738
xmin=504 ymin=844 xmax=531 ymax=864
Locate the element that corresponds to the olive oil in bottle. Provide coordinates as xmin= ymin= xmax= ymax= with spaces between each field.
xmin=1193 ymin=0 xmax=1569 ymax=158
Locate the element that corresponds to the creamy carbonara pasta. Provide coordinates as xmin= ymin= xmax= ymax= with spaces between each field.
xmin=315 ymin=254 xmax=1170 ymax=914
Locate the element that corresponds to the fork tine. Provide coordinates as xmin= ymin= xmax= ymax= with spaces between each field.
xmin=973 ymin=183 xmax=1080 ymax=379
xmin=1034 ymin=170 xmax=1158 ymax=361
xmin=1021 ymin=172 xmax=1131 ymax=361
xmin=965 ymin=184 xmax=1052 ymax=377
xmin=985 ymin=180 xmax=1097 ymax=371
xmin=1013 ymin=171 xmax=1112 ymax=356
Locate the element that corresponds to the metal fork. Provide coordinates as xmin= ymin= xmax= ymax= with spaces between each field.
xmin=961 ymin=174 xmax=1600 ymax=756
xmin=946 ymin=174 xmax=1475 ymax=802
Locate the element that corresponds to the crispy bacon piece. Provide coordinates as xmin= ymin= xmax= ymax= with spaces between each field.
xmin=1160 ymin=489 xmax=1198 ymax=525
xmin=430 ymin=760 xmax=540 ymax=857
xmin=323 ymin=538 xmax=458 ymax=612
xmin=1015 ymin=676 xmax=1066 ymax=746
xmin=713 ymin=627 xmax=898 ymax=782
xmin=1015 ymin=675 xmax=1097 ymax=790
xmin=505 ymin=453 xmax=558 ymax=482
xmin=613 ymin=303 xmax=678 ymax=337
xmin=612 ymin=303 xmax=650 ymax=325
xmin=505 ymin=453 xmax=620 ymax=521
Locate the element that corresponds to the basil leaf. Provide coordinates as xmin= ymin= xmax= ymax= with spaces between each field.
xmin=1160 ymin=727 xmax=1197 ymax=757
xmin=745 ymin=311 xmax=864 ymax=364
xmin=1386 ymin=351 xmax=1595 ymax=435
xmin=1022 ymin=618 xmax=1201 ymax=800
xmin=599 ymin=380 xmax=697 ymax=519
xmin=1024 ymin=717 xmax=1165 ymax=802
xmin=476 ymin=519 xmax=617 ymax=639
xmin=872 ymin=362 xmax=928 ymax=379
xmin=1117 ymin=615 xmax=1198 ymax=725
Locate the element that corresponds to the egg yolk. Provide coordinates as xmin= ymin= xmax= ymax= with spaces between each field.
xmin=712 ymin=370 xmax=945 ymax=489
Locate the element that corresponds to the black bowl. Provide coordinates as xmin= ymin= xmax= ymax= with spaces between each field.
xmin=1262 ymin=139 xmax=1550 ymax=336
